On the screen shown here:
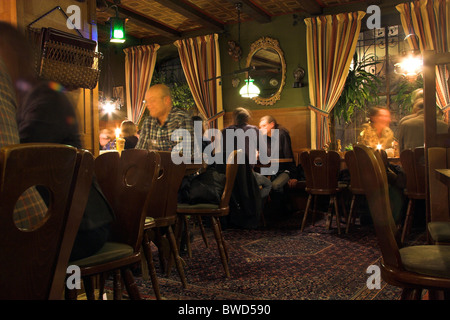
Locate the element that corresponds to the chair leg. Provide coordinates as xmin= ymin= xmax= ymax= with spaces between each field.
xmin=83 ymin=276 xmax=96 ymax=300
xmin=211 ymin=216 xmax=230 ymax=277
xmin=333 ymin=195 xmax=341 ymax=235
xmin=346 ymin=195 xmax=356 ymax=234
xmin=142 ymin=231 xmax=162 ymax=300
xmin=183 ymin=215 xmax=192 ymax=258
xmin=197 ymin=216 xmax=209 ymax=247
xmin=65 ymin=287 xmax=78 ymax=300
xmin=98 ymin=273 xmax=105 ymax=300
xmin=154 ymin=228 xmax=168 ymax=272
xmin=401 ymin=288 xmax=422 ymax=300
xmin=312 ymin=195 xmax=318 ymax=225
xmin=401 ymin=199 xmax=413 ymax=243
xmin=113 ymin=269 xmax=122 ymax=300
xmin=121 ymin=268 xmax=141 ymax=300
xmin=167 ymin=225 xmax=188 ymax=289
xmin=300 ymin=194 xmax=312 ymax=231
xmin=217 ymin=218 xmax=229 ymax=262
xmin=325 ymin=196 xmax=334 ymax=230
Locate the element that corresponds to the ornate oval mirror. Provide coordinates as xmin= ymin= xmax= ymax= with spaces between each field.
xmin=245 ymin=37 xmax=286 ymax=105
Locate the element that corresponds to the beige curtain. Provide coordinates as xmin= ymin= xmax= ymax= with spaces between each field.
xmin=123 ymin=44 xmax=159 ymax=125
xmin=305 ymin=11 xmax=365 ymax=149
xmin=396 ymin=0 xmax=449 ymax=114
xmin=174 ymin=34 xmax=222 ymax=129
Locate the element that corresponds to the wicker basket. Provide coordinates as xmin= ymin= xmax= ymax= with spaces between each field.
xmin=37 ymin=28 xmax=102 ymax=90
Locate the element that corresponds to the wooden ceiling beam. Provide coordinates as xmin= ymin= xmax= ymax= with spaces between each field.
xmin=223 ymin=0 xmax=271 ymax=23
xmin=153 ymin=0 xmax=225 ymax=33
xmin=104 ymin=0 xmax=181 ymax=40
xmin=294 ymin=0 xmax=322 ymax=15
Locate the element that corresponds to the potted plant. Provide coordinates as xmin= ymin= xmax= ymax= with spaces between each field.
xmin=333 ymin=53 xmax=382 ymax=124
xmin=329 ymin=53 xmax=382 ymax=150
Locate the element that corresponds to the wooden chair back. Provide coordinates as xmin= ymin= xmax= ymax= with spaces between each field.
xmin=354 ymin=145 xmax=403 ymax=270
xmin=0 ymin=143 xmax=93 ymax=299
xmin=219 ymin=150 xmax=241 ymax=208
xmin=300 ymin=150 xmax=341 ymax=194
xmin=400 ymin=147 xmax=426 ymax=198
xmin=144 ymin=151 xmax=186 ymax=225
xmin=95 ymin=149 xmax=160 ymax=252
xmin=344 ymin=150 xmax=364 ymax=194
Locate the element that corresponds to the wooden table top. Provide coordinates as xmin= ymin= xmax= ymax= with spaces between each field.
xmin=436 ymin=169 xmax=450 ymax=187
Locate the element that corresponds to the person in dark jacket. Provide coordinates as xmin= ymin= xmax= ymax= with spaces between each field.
xmin=120 ymin=120 xmax=139 ymax=149
xmin=0 ymin=22 xmax=115 ymax=261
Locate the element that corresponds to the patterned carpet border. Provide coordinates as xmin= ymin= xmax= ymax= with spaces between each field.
xmin=106 ymin=213 xmax=425 ymax=301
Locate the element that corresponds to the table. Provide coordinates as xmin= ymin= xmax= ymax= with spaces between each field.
xmin=436 ymin=169 xmax=450 ymax=187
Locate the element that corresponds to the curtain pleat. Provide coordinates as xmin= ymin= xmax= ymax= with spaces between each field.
xmin=174 ymin=34 xmax=223 ymax=129
xmin=305 ymin=11 xmax=365 ymax=149
xmin=123 ymin=44 xmax=159 ymax=125
xmin=396 ymin=0 xmax=449 ymax=112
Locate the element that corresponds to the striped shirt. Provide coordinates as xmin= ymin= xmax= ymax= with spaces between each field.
xmin=0 ymin=57 xmax=47 ymax=230
xmin=136 ymin=107 xmax=195 ymax=153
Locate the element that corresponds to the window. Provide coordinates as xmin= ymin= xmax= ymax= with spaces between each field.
xmin=334 ymin=25 xmax=423 ymax=150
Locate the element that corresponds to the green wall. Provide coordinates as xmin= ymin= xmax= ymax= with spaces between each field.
xmin=218 ymin=14 xmax=309 ymax=112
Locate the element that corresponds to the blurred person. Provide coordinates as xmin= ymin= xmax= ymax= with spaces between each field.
xmin=259 ymin=115 xmax=297 ymax=216
xmin=397 ymin=98 xmax=449 ymax=151
xmin=399 ymin=88 xmax=423 ymax=125
xmin=120 ymin=120 xmax=138 ymax=149
xmin=99 ymin=128 xmax=114 ymax=150
xmin=0 ymin=50 xmax=47 ymax=231
xmin=136 ymin=84 xmax=194 ymax=153
xmin=259 ymin=115 xmax=296 ymax=192
xmin=222 ymin=107 xmax=271 ymax=198
xmin=0 ymin=22 xmax=114 ymax=261
xmin=358 ymin=106 xmax=394 ymax=150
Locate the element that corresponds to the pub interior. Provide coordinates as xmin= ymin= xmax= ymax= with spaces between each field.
xmin=0 ymin=0 xmax=450 ymax=306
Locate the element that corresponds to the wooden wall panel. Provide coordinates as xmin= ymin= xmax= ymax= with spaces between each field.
xmin=12 ymin=0 xmax=100 ymax=155
xmin=223 ymin=107 xmax=311 ymax=152
xmin=0 ymin=1 xmax=17 ymax=24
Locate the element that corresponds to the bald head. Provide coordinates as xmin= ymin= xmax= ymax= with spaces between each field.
xmin=144 ymin=84 xmax=173 ymax=124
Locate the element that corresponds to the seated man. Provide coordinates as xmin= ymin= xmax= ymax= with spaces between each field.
xmin=259 ymin=116 xmax=297 ymax=216
xmin=136 ymin=83 xmax=195 ymax=156
xmin=397 ymin=98 xmax=449 ymax=151
xmin=259 ymin=115 xmax=296 ymax=192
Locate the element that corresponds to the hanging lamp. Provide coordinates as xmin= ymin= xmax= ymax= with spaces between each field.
xmin=110 ymin=2 xmax=126 ymax=43
xmin=239 ymin=78 xmax=260 ymax=98
xmin=234 ymin=2 xmax=260 ymax=98
xmin=394 ymin=34 xmax=422 ymax=79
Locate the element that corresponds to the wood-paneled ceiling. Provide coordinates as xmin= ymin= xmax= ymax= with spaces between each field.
xmin=95 ymin=0 xmax=384 ymax=45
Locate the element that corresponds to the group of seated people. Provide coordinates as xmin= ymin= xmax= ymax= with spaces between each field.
xmin=357 ymin=88 xmax=449 ymax=153
xmin=2 ymin=19 xmax=448 ymax=270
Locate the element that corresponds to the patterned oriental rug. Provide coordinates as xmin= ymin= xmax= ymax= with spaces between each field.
xmin=106 ymin=213 xmax=427 ymax=301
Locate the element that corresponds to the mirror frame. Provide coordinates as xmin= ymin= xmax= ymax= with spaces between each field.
xmin=245 ymin=37 xmax=286 ymax=106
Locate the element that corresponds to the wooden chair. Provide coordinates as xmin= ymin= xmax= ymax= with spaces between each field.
xmin=426 ymin=147 xmax=450 ymax=244
xmin=344 ymin=150 xmax=367 ymax=233
xmin=400 ymin=147 xmax=426 ymax=243
xmin=141 ymin=151 xmax=188 ymax=289
xmin=354 ymin=144 xmax=450 ymax=299
xmin=300 ymin=150 xmax=346 ymax=234
xmin=176 ymin=150 xmax=240 ymax=277
xmin=67 ymin=149 xmax=160 ymax=300
xmin=0 ymin=143 xmax=93 ymax=299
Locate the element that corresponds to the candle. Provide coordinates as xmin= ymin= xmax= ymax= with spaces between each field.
xmin=115 ymin=127 xmax=125 ymax=154
xmin=376 ymin=143 xmax=382 ymax=151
